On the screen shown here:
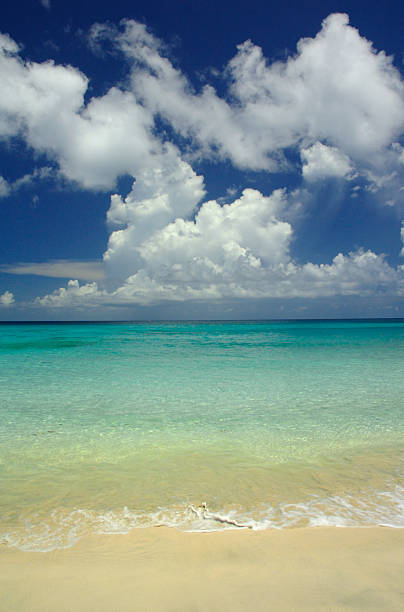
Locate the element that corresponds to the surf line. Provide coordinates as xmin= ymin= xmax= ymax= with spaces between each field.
xmin=189 ymin=502 xmax=252 ymax=528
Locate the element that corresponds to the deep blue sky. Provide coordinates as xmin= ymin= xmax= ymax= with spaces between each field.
xmin=0 ymin=0 xmax=404 ymax=319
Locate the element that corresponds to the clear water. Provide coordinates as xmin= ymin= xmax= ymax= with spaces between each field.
xmin=0 ymin=320 xmax=403 ymax=550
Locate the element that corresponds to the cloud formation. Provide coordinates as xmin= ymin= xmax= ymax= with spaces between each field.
xmin=35 ymin=187 xmax=404 ymax=308
xmin=106 ymin=13 xmax=404 ymax=180
xmin=104 ymin=147 xmax=206 ymax=285
xmin=0 ymin=291 xmax=14 ymax=306
xmin=2 ymin=14 xmax=403 ymax=192
xmin=0 ymin=176 xmax=10 ymax=198
xmin=300 ymin=142 xmax=354 ymax=181
xmin=0 ymin=32 xmax=162 ymax=190
xmin=2 ymin=260 xmax=104 ymax=281
xmin=1 ymin=14 xmax=404 ymax=311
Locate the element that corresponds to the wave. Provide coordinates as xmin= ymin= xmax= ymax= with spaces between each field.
xmin=2 ymin=485 xmax=403 ymax=552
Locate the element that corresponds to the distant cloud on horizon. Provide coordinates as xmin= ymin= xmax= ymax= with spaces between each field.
xmin=0 ymin=291 xmax=15 ymax=307
xmin=2 ymin=260 xmax=105 ymax=282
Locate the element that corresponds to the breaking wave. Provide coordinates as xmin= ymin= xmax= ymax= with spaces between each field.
xmin=2 ymin=485 xmax=403 ymax=552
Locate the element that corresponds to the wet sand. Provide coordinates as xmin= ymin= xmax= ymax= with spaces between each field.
xmin=0 ymin=527 xmax=403 ymax=611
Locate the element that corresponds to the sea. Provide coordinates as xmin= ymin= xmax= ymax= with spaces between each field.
xmin=0 ymin=319 xmax=403 ymax=551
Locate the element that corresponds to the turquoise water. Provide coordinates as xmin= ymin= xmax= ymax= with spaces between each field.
xmin=0 ymin=320 xmax=403 ymax=550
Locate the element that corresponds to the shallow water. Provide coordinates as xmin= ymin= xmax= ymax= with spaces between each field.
xmin=1 ymin=320 xmax=403 ymax=550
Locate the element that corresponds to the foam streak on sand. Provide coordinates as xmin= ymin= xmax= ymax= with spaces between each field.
xmin=0 ymin=527 xmax=403 ymax=611
xmin=1 ymin=481 xmax=403 ymax=552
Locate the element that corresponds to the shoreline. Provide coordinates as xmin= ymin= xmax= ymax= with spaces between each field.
xmin=1 ymin=526 xmax=403 ymax=611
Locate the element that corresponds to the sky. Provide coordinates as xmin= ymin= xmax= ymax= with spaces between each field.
xmin=1 ymin=0 xmax=404 ymax=320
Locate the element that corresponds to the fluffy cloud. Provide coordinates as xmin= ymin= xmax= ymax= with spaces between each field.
xmin=35 ymin=186 xmax=404 ymax=307
xmin=35 ymin=280 xmax=104 ymax=308
xmin=106 ymin=13 xmax=404 ymax=180
xmin=103 ymin=186 xmax=294 ymax=303
xmin=1 ymin=14 xmax=404 ymax=191
xmin=0 ymin=32 xmax=162 ymax=190
xmin=136 ymin=188 xmax=291 ymax=280
xmin=35 ymin=248 xmax=404 ymax=307
xmin=104 ymin=146 xmax=206 ymax=284
xmin=300 ymin=142 xmax=354 ymax=181
xmin=0 ymin=290 xmax=14 ymax=306
xmin=2 ymin=14 xmax=404 ymax=311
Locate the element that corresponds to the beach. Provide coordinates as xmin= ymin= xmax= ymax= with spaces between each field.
xmin=2 ymin=0 xmax=404 ymax=605
xmin=1 ymin=526 xmax=403 ymax=611
xmin=1 ymin=321 xmax=403 ymax=609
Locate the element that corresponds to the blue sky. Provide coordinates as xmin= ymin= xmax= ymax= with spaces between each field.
xmin=1 ymin=0 xmax=404 ymax=320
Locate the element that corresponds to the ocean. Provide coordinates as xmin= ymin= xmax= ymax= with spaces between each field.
xmin=0 ymin=320 xmax=403 ymax=550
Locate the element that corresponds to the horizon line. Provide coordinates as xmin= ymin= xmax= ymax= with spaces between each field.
xmin=1 ymin=317 xmax=404 ymax=324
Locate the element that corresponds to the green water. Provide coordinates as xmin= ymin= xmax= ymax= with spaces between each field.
xmin=0 ymin=320 xmax=403 ymax=550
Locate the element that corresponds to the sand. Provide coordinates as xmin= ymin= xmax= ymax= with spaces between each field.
xmin=0 ymin=527 xmax=403 ymax=611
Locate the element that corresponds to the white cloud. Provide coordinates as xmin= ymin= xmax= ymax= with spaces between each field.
xmin=0 ymin=290 xmax=14 ymax=306
xmin=0 ymin=33 xmax=161 ymax=190
xmin=137 ymin=188 xmax=291 ymax=280
xmin=0 ymin=175 xmax=10 ymax=198
xmin=104 ymin=147 xmax=205 ymax=284
xmin=107 ymin=13 xmax=404 ymax=179
xmin=1 ymin=14 xmax=403 ymax=192
xmin=35 ymin=280 xmax=103 ymax=308
xmin=1 ymin=15 xmax=404 ymax=311
xmin=300 ymin=142 xmax=354 ymax=181
xmin=34 ymin=247 xmax=404 ymax=308
xmin=34 ymin=187 xmax=404 ymax=308
xmin=2 ymin=260 xmax=104 ymax=281
xmin=103 ymin=186 xmax=293 ymax=302
xmin=40 ymin=0 xmax=51 ymax=10
xmin=0 ymin=167 xmax=55 ymax=199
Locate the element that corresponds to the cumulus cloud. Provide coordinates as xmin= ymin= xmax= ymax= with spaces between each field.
xmin=2 ymin=12 xmax=401 ymax=193
xmin=1 ymin=14 xmax=403 ymax=191
xmin=102 ymin=186 xmax=295 ymax=304
xmin=0 ymin=32 xmax=162 ymax=190
xmin=104 ymin=148 xmax=205 ymax=285
xmin=34 ymin=248 xmax=404 ymax=307
xmin=35 ymin=280 xmax=104 ymax=308
xmin=1 ymin=14 xmax=404 ymax=311
xmin=300 ymin=142 xmax=354 ymax=181
xmin=34 ymin=186 xmax=404 ymax=308
xmin=136 ymin=188 xmax=291 ymax=281
xmin=0 ymin=290 xmax=14 ymax=306
xmin=104 ymin=13 xmax=404 ymax=180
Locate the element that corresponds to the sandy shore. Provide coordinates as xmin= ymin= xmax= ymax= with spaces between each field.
xmin=0 ymin=526 xmax=403 ymax=611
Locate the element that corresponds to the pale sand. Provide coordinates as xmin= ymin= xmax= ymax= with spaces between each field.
xmin=0 ymin=527 xmax=403 ymax=611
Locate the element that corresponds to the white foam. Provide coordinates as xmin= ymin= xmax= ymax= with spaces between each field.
xmin=2 ymin=485 xmax=403 ymax=552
